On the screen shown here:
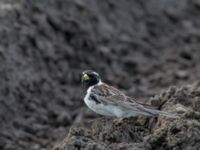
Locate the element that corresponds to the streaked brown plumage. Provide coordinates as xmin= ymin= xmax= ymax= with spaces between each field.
xmin=82 ymin=70 xmax=178 ymax=118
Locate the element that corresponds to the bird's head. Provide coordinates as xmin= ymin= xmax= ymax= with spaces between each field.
xmin=81 ymin=70 xmax=101 ymax=88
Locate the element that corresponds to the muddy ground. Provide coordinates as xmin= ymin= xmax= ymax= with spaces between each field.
xmin=0 ymin=0 xmax=200 ymax=150
xmin=59 ymin=83 xmax=200 ymax=150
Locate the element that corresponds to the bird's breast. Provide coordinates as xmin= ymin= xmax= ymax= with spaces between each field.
xmin=84 ymin=92 xmax=125 ymax=117
xmin=84 ymin=93 xmax=113 ymax=116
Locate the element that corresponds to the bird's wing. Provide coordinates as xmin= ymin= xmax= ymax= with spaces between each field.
xmin=90 ymin=83 xmax=156 ymax=115
xmin=91 ymin=84 xmax=177 ymax=117
xmin=136 ymin=101 xmax=158 ymax=109
xmin=91 ymin=83 xmax=129 ymax=104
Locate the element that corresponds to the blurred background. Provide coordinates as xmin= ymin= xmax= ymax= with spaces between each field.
xmin=0 ymin=0 xmax=200 ymax=149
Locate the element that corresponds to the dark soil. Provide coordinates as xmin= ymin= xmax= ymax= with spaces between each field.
xmin=59 ymin=83 xmax=200 ymax=150
xmin=0 ymin=0 xmax=200 ymax=150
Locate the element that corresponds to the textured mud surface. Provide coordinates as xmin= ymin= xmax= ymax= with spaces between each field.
xmin=0 ymin=0 xmax=200 ymax=150
xmin=59 ymin=83 xmax=200 ymax=150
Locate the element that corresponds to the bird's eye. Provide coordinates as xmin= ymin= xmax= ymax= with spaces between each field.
xmin=83 ymin=74 xmax=91 ymax=81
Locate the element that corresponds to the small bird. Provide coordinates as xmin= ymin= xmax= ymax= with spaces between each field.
xmin=81 ymin=70 xmax=177 ymax=118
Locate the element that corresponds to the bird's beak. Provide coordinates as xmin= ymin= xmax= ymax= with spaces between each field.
xmin=82 ymin=73 xmax=90 ymax=83
xmin=81 ymin=73 xmax=90 ymax=91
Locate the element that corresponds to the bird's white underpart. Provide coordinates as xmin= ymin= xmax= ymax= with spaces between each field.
xmin=84 ymin=81 xmax=124 ymax=117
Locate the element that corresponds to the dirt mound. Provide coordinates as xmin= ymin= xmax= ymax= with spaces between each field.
xmin=57 ymin=82 xmax=200 ymax=150
xmin=1 ymin=0 xmax=200 ymax=150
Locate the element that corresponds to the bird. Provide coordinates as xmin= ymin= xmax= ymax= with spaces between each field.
xmin=81 ymin=70 xmax=178 ymax=118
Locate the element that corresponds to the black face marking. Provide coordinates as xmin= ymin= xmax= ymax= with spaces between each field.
xmin=81 ymin=70 xmax=100 ymax=88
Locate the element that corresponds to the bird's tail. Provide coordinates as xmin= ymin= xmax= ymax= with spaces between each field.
xmin=143 ymin=107 xmax=179 ymax=118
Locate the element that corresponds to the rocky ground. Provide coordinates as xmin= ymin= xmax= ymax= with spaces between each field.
xmin=0 ymin=0 xmax=200 ymax=150
xmin=58 ymin=83 xmax=200 ymax=150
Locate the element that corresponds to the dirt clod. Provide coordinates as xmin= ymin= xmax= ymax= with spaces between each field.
xmin=59 ymin=84 xmax=200 ymax=150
